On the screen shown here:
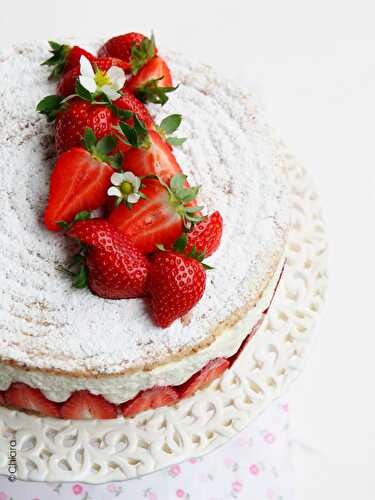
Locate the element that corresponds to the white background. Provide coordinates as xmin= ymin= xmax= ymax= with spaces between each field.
xmin=1 ymin=1 xmax=374 ymax=498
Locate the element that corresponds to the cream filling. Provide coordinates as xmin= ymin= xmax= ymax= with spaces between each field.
xmin=0 ymin=259 xmax=284 ymax=404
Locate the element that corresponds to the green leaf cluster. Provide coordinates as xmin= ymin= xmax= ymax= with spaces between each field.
xmin=130 ymin=34 xmax=156 ymax=75
xmin=83 ymin=128 xmax=122 ymax=169
xmin=41 ymin=41 xmax=70 ymax=79
xmin=156 ymin=114 xmax=187 ymax=147
xmin=136 ymin=78 xmax=178 ymax=105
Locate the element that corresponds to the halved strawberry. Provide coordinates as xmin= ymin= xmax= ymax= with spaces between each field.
xmin=57 ymin=57 xmax=128 ymax=96
xmin=4 ymin=383 xmax=60 ymax=417
xmin=178 ymin=358 xmax=230 ymax=399
xmin=44 ymin=130 xmax=117 ymax=230
xmin=185 ymin=211 xmax=223 ymax=258
xmin=122 ymin=386 xmax=178 ymax=417
xmin=67 ymin=219 xmax=151 ymax=299
xmin=42 ymin=41 xmax=95 ymax=79
xmin=123 ymin=130 xmax=182 ymax=182
xmin=98 ymin=33 xmax=157 ymax=75
xmin=126 ymin=56 xmax=176 ymax=105
xmin=60 ymin=390 xmax=117 ymax=420
xmin=109 ymin=175 xmax=203 ymax=255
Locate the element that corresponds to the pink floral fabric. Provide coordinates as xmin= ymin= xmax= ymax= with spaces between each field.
xmin=0 ymin=399 xmax=295 ymax=499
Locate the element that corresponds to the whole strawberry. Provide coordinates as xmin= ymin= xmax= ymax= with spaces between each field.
xmin=54 ymin=99 xmax=115 ymax=155
xmin=147 ymin=250 xmax=207 ymax=328
xmin=185 ymin=211 xmax=223 ymax=257
xmin=98 ymin=33 xmax=157 ymax=75
xmin=68 ymin=219 xmax=150 ymax=299
xmin=42 ymin=41 xmax=95 ymax=79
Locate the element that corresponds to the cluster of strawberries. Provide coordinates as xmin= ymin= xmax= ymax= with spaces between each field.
xmin=38 ymin=32 xmax=223 ymax=328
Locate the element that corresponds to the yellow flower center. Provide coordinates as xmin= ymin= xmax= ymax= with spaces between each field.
xmin=120 ymin=181 xmax=133 ymax=195
xmin=94 ymin=70 xmax=112 ymax=88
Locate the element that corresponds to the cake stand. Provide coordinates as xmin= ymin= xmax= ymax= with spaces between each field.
xmin=0 ymin=137 xmax=328 ymax=483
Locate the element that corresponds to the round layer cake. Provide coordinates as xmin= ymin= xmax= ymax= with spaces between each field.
xmin=0 ymin=41 xmax=289 ymax=414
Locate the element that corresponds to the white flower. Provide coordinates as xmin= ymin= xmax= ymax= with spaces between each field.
xmin=107 ymin=171 xmax=143 ymax=206
xmin=78 ymin=56 xmax=126 ymax=100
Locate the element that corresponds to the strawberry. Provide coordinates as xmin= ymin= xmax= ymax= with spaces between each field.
xmin=4 ymin=383 xmax=60 ymax=417
xmin=42 ymin=40 xmax=95 ymax=79
xmin=108 ymin=175 xmax=204 ymax=255
xmin=147 ymin=247 xmax=207 ymax=327
xmin=54 ymin=99 xmax=115 ymax=155
xmin=178 ymin=358 xmax=230 ymax=399
xmin=114 ymin=116 xmax=187 ymax=183
xmin=114 ymin=90 xmax=153 ymax=129
xmin=123 ymin=130 xmax=183 ymax=182
xmin=44 ymin=130 xmax=118 ymax=231
xmin=67 ymin=219 xmax=151 ymax=299
xmin=98 ymin=33 xmax=157 ymax=75
xmin=122 ymin=386 xmax=178 ymax=417
xmin=126 ymin=56 xmax=176 ymax=105
xmin=57 ymin=57 xmax=128 ymax=97
xmin=60 ymin=390 xmax=117 ymax=420
xmin=185 ymin=211 xmax=223 ymax=258
xmin=0 ymin=391 xmax=5 ymax=405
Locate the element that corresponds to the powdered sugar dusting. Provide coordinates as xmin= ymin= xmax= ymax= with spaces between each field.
xmin=0 ymin=41 xmax=289 ymax=374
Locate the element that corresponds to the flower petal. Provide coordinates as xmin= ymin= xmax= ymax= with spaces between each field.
xmin=111 ymin=172 xmax=126 ymax=186
xmin=80 ymin=55 xmax=95 ymax=77
xmin=101 ymin=85 xmax=121 ymax=100
xmin=79 ymin=75 xmax=97 ymax=93
xmin=107 ymin=186 xmax=122 ymax=197
xmin=107 ymin=66 xmax=126 ymax=90
xmin=128 ymin=193 xmax=141 ymax=204
xmin=123 ymin=171 xmax=139 ymax=187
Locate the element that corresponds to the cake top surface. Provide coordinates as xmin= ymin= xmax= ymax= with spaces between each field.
xmin=0 ymin=41 xmax=289 ymax=375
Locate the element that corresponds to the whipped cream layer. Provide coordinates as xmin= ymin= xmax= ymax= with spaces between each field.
xmin=0 ymin=41 xmax=289 ymax=379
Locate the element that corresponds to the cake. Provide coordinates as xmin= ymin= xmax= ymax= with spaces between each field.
xmin=0 ymin=34 xmax=289 ymax=419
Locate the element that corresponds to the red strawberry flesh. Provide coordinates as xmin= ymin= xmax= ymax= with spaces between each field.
xmin=4 ymin=383 xmax=60 ymax=417
xmin=60 ymin=390 xmax=117 ymax=419
xmin=44 ymin=148 xmax=114 ymax=231
xmin=122 ymin=386 xmax=178 ymax=417
xmin=178 ymin=358 xmax=230 ymax=399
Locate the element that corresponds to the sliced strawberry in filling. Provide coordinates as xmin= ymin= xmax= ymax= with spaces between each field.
xmin=178 ymin=358 xmax=230 ymax=399
xmin=122 ymin=386 xmax=179 ymax=417
xmin=4 ymin=383 xmax=60 ymax=417
xmin=60 ymin=390 xmax=117 ymax=420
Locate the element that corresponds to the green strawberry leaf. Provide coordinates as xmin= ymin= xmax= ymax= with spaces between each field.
xmin=136 ymin=79 xmax=178 ymax=105
xmin=173 ymin=233 xmax=188 ymax=253
xmin=72 ymin=264 xmax=88 ymax=288
xmin=41 ymin=41 xmax=70 ymax=79
xmin=83 ymin=127 xmax=97 ymax=150
xmin=75 ymin=80 xmax=93 ymax=102
xmin=36 ymin=94 xmax=65 ymax=122
xmin=130 ymin=33 xmax=156 ymax=75
xmin=159 ymin=114 xmax=182 ymax=134
xmin=96 ymin=135 xmax=117 ymax=155
xmin=167 ymin=136 xmax=187 ymax=147
xmin=74 ymin=211 xmax=91 ymax=222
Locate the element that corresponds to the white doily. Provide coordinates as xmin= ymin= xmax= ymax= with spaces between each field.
xmin=0 ymin=141 xmax=327 ymax=483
